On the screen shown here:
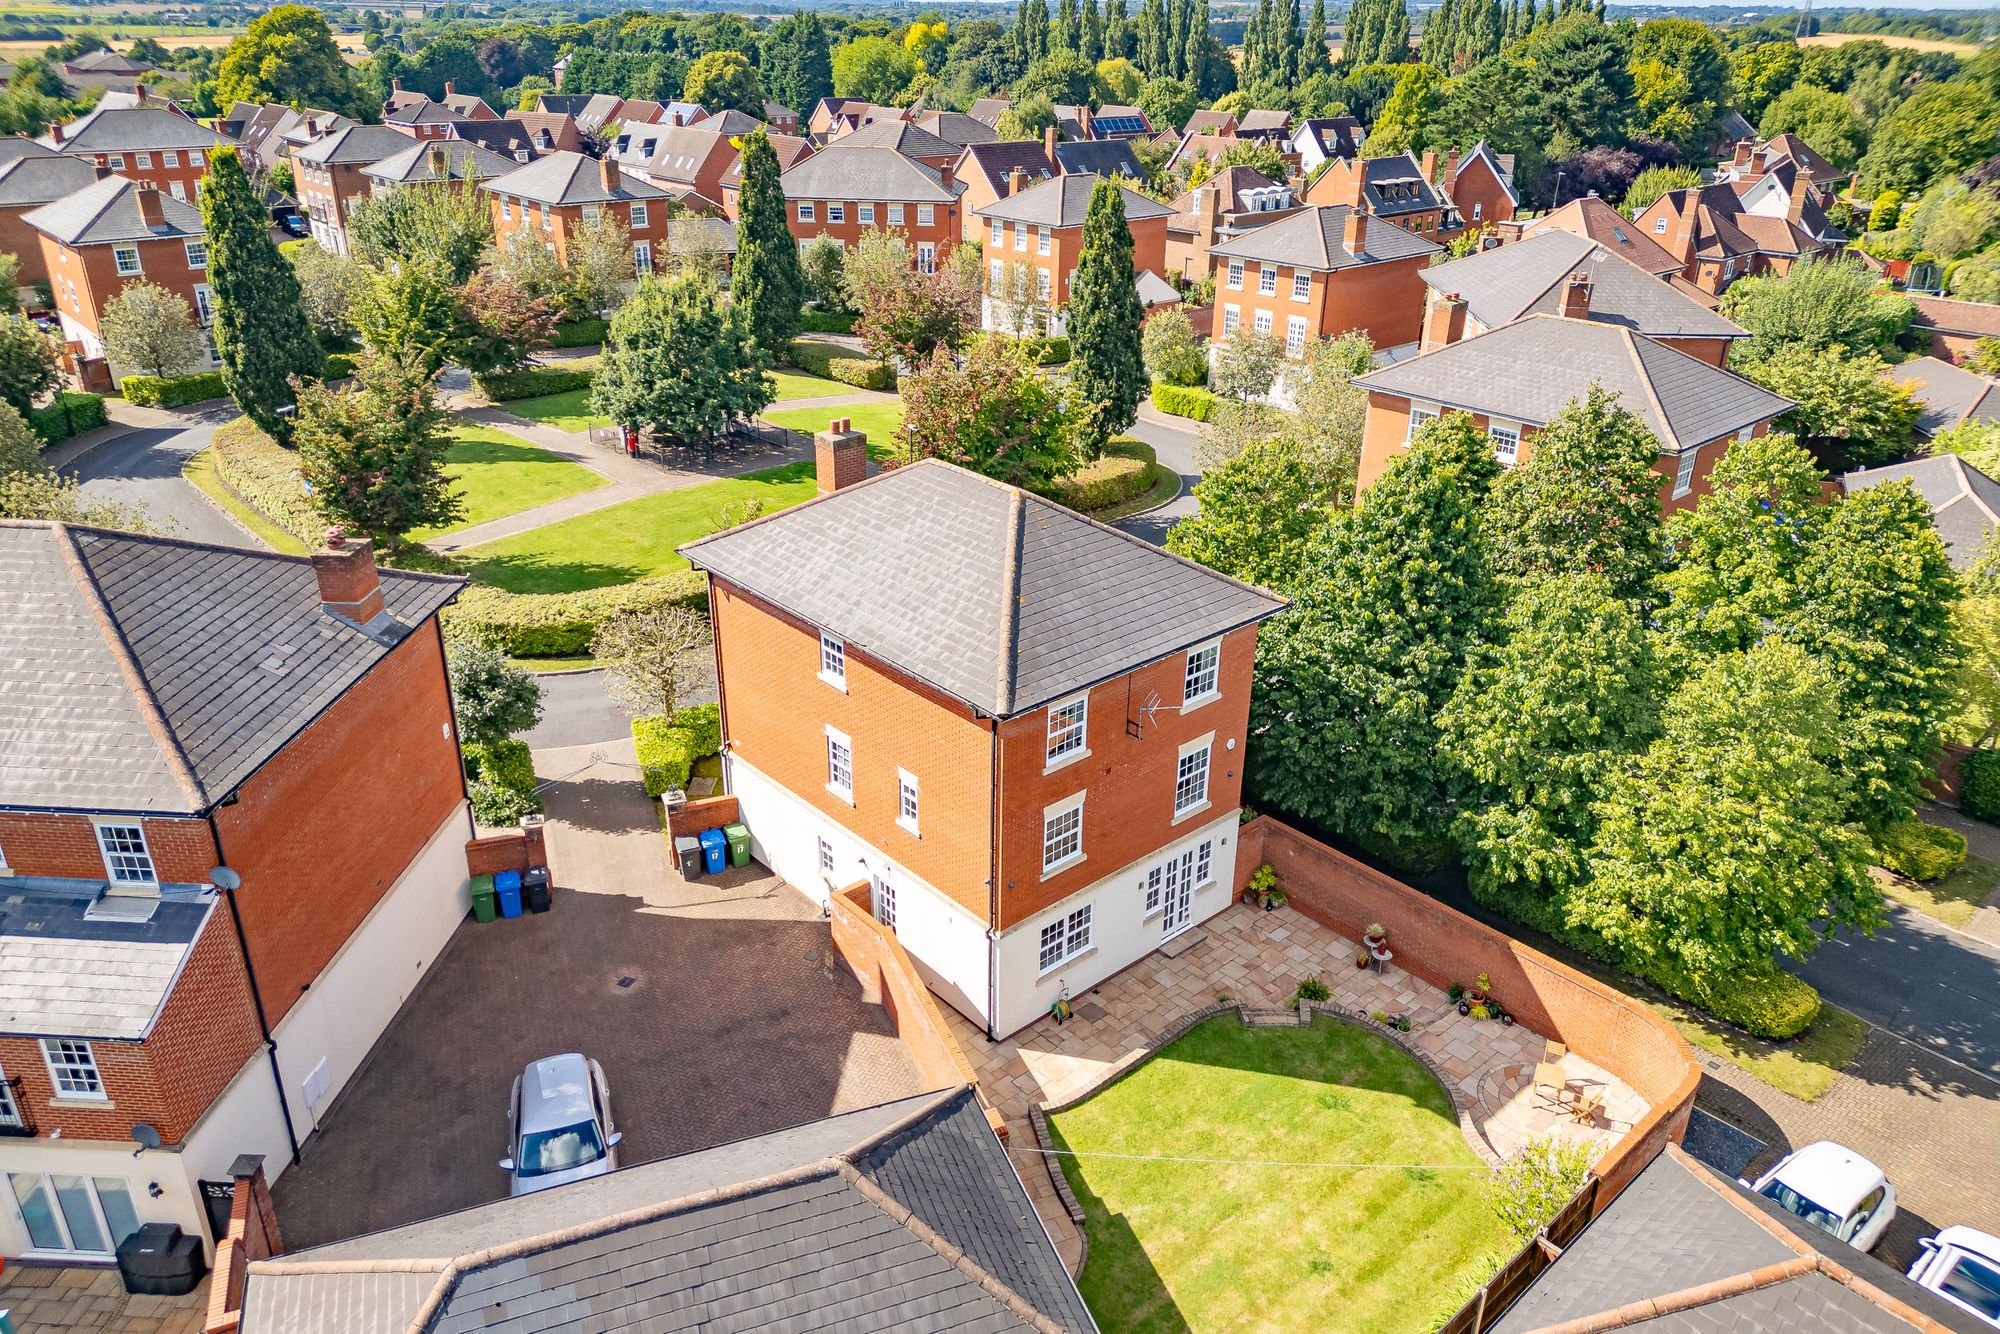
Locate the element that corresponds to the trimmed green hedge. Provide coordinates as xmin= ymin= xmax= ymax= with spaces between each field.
xmin=443 ymin=570 xmax=709 ymax=657
xmin=474 ymin=356 xmax=602 ymax=402
xmin=798 ymin=309 xmax=856 ymax=334
xmin=465 ymin=737 xmax=541 ymax=826
xmin=1648 ymin=961 xmax=1822 ymax=1040
xmin=1048 ymin=439 xmax=1156 ymax=512
xmin=1029 ymin=334 xmax=1071 ymax=365
xmin=552 ymin=318 xmax=608 ymax=348
xmin=1875 ymin=818 xmax=1968 ymax=881
xmin=1962 ymin=749 xmax=2000 ymax=824
xmin=27 ymin=391 xmax=107 ymax=445
xmin=783 ymin=339 xmax=896 ymax=390
xmin=122 ymin=370 xmax=226 ymax=407
xmin=1152 ymin=382 xmax=1217 ymax=422
xmin=210 ymin=417 xmax=323 ymax=545
xmin=322 ymin=352 xmax=359 ymax=380
xmin=633 ymin=702 xmax=721 ymax=797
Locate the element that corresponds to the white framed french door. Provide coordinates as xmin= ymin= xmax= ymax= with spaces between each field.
xmin=1162 ymin=848 xmax=1194 ymax=938
xmin=9 ymin=1172 xmax=141 ymax=1259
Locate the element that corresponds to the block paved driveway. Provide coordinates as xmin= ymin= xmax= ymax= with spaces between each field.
xmin=272 ymin=740 xmax=924 ymax=1250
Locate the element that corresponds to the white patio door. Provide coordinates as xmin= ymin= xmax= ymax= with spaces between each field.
xmin=1162 ymin=849 xmax=1194 ymax=938
xmin=9 ymin=1172 xmax=141 ymax=1258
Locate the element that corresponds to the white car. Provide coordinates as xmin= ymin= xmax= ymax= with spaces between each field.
xmin=500 ymin=1053 xmax=621 ymax=1197
xmin=1909 ymin=1227 xmax=2000 ymax=1328
xmin=1744 ymin=1141 xmax=1896 ymax=1253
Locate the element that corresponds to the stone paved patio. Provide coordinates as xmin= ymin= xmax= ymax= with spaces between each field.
xmin=944 ymin=902 xmax=1648 ymax=1270
xmin=0 ymin=1266 xmax=207 ymax=1334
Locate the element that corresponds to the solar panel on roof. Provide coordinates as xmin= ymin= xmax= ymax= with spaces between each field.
xmin=1094 ymin=117 xmax=1145 ymax=135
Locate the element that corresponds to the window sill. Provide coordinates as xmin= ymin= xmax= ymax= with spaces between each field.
xmin=825 ymin=783 xmax=855 ymax=807
xmin=1042 ymin=747 xmax=1091 ymax=777
xmin=897 ymin=816 xmax=920 ymax=838
xmin=48 ymin=1096 xmax=111 ymax=1110
xmin=1172 ymin=800 xmax=1213 ymax=826
xmin=1040 ymin=853 xmax=1086 ymax=883
xmin=1038 ymin=946 xmax=1096 ymax=980
xmin=817 ymin=671 xmax=847 ymax=694
xmin=1181 ymin=691 xmax=1220 ymax=716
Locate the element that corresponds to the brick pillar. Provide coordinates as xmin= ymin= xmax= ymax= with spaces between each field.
xmin=1423 ymin=290 xmax=1467 ymax=350
xmin=815 ymin=418 xmax=868 ymax=493
xmin=310 ymin=527 xmax=385 ymax=624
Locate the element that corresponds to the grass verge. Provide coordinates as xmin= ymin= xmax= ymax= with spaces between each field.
xmin=1048 ymin=1014 xmax=1512 ymax=1334
xmin=1647 ymin=997 xmax=1868 ymax=1102
xmin=497 ymin=388 xmax=603 ymax=435
xmin=408 ymin=423 xmax=608 ymax=542
xmin=506 ymin=654 xmax=598 ymax=673
xmin=182 ymin=448 xmax=310 ymax=555
xmin=1878 ymin=854 xmax=1999 ymax=931
xmin=1085 ymin=462 xmax=1180 ymax=522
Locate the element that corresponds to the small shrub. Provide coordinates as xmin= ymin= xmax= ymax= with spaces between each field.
xmin=470 ymin=778 xmax=540 ymax=826
xmin=442 ymin=571 xmax=709 ymax=658
xmin=1152 ymin=382 xmax=1217 ymax=422
xmin=1488 ymin=1136 xmax=1594 ymax=1238
xmin=1291 ymin=975 xmax=1332 ymax=1005
xmin=633 ymin=713 xmax=702 ymax=796
xmin=474 ymin=356 xmax=602 ymax=402
xmin=26 ymin=391 xmax=107 ymax=445
xmin=1047 ymin=439 xmax=1156 ymax=511
xmin=1648 ymin=960 xmax=1822 ymax=1039
xmin=321 ymin=352 xmax=359 ymax=380
xmin=121 ymin=370 xmax=227 ymax=408
xmin=1035 ymin=335 xmax=1071 ymax=364
xmin=798 ymin=308 xmax=857 ymax=334
xmin=465 ymin=738 xmax=536 ymax=792
xmin=551 ymin=317 xmax=609 ymax=348
xmin=782 ymin=339 xmax=897 ymax=389
xmin=1873 ymin=818 xmax=1968 ymax=881
xmin=1961 ymin=749 xmax=2000 ymax=823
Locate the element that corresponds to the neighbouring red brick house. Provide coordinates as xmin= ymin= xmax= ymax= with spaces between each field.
xmin=1207 ymin=204 xmax=1442 ymax=355
xmin=1164 ymin=165 xmax=1301 ymax=282
xmin=0 ymin=522 xmax=471 ymax=1263
xmin=0 ymin=144 xmax=99 ymax=291
xmin=291 ymin=123 xmax=412 ymax=256
xmin=782 ymin=139 xmax=965 ymax=266
xmin=39 ymin=106 xmax=231 ymax=203
xmin=483 ymin=151 xmax=670 ymax=274
xmin=682 ymin=448 xmax=1287 ymax=1038
xmin=974 ymin=172 xmax=1177 ymax=335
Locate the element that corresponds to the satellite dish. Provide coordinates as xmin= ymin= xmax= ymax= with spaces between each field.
xmin=130 ymin=1124 xmax=162 ymax=1153
xmin=209 ymin=867 xmax=241 ymax=891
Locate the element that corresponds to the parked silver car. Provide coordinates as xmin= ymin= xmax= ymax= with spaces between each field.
xmin=500 ymin=1054 xmax=621 ymax=1196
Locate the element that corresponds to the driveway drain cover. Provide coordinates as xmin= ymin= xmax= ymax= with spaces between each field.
xmin=616 ymin=976 xmax=636 ymax=989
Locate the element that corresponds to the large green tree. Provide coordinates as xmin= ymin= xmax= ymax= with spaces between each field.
xmin=294 ymin=352 xmax=461 ymax=548
xmin=591 ymin=273 xmax=773 ymax=444
xmin=1166 ymin=434 xmax=1333 ymax=590
xmin=101 ymin=281 xmax=206 ymax=381
xmin=345 ymin=177 xmax=493 ymax=284
xmin=1065 ymin=179 xmax=1146 ymax=459
xmin=899 ymin=338 xmax=1078 ymax=491
xmin=1719 ymin=256 xmax=1914 ymax=360
xmin=732 ymin=132 xmax=806 ymax=357
xmin=1247 ymin=414 xmax=1501 ymax=866
xmin=1858 ymin=79 xmax=2000 ymax=196
xmin=202 ymin=147 xmax=323 ymax=445
xmin=1736 ymin=346 xmax=1920 ymax=468
xmin=1482 ymin=387 xmax=1666 ymax=604
xmin=761 ymin=13 xmax=834 ymax=115
xmin=216 ymin=5 xmax=368 ymax=118
xmin=833 ymin=35 xmax=923 ymax=102
xmin=1626 ymin=18 xmax=1728 ymax=151
xmin=682 ymin=50 xmax=763 ymax=116
xmin=1758 ymin=85 xmax=1867 ymax=173
xmin=0 ymin=313 xmax=59 ymax=416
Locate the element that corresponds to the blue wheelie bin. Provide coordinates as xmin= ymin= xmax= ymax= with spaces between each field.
xmin=494 ymin=868 xmax=524 ymax=918
xmin=699 ymin=828 xmax=728 ymax=875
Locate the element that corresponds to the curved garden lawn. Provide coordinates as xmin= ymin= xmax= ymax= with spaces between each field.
xmin=1046 ymin=1014 xmax=1512 ymax=1334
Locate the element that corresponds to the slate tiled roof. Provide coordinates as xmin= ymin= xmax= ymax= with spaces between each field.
xmin=1353 ymin=314 xmax=1793 ymax=451
xmin=0 ymin=151 xmax=99 ymax=207
xmin=385 ymin=99 xmax=468 ymax=128
xmin=1293 ymin=115 xmax=1362 ymax=159
xmin=839 ymin=117 xmax=959 ymax=159
xmin=1490 ymin=1148 xmax=1978 ymax=1334
xmin=782 ymin=144 xmax=963 ymax=203
xmin=42 ymin=106 xmax=229 ymax=154
xmin=683 ymin=461 xmax=1284 ymax=718
xmin=972 ymin=172 xmax=1173 ymax=228
xmin=1886 ymin=357 xmax=2000 ymax=437
xmin=0 ymin=137 xmax=60 ymax=166
xmin=484 ymin=151 xmax=667 ymax=205
xmin=1207 ymin=203 xmax=1441 ymax=271
xmin=967 ymin=97 xmax=1013 ymax=126
xmin=1052 ymin=138 xmax=1143 ymax=179
xmin=1356 ymin=152 xmax=1445 ymax=217
xmin=916 ymin=111 xmax=1001 ymax=147
xmin=20 ymin=174 xmax=202 ymax=246
xmin=1182 ymin=109 xmax=1236 ymax=136
xmin=1845 ymin=454 xmax=2000 ymax=569
xmin=0 ymin=522 xmax=462 ymax=815
xmin=0 ymin=881 xmax=214 ymax=1039
xmin=362 ymin=139 xmax=517 ymax=186
xmin=1237 ymin=108 xmax=1293 ymax=134
xmin=958 ymin=141 xmax=1056 ymax=192
xmin=1525 ymin=195 xmax=1683 ymax=276
xmin=1911 ymin=295 xmax=2000 ymax=339
xmin=240 ymin=1087 xmax=1097 ymax=1334
xmin=1423 ymin=231 xmax=1743 ymax=339
xmin=292 ymin=123 xmax=410 ymax=167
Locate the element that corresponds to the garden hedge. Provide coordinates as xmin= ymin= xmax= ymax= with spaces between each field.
xmin=1048 ymin=439 xmax=1157 ymax=512
xmin=1650 ymin=960 xmax=1822 ymax=1040
xmin=782 ymin=339 xmax=896 ymax=390
xmin=209 ymin=417 xmax=323 ymax=545
xmin=1874 ymin=817 xmax=1968 ymax=882
xmin=474 ymin=356 xmax=602 ymax=402
xmin=551 ymin=318 xmax=608 ymax=348
xmin=798 ymin=309 xmax=856 ymax=334
xmin=27 ymin=391 xmax=106 ymax=445
xmin=633 ymin=702 xmax=721 ymax=797
xmin=121 ymin=370 xmax=226 ymax=408
xmin=1152 ymin=382 xmax=1217 ymax=422
xmin=443 ymin=570 xmax=709 ymax=657
xmin=465 ymin=737 xmax=541 ymax=826
xmin=321 ymin=352 xmax=359 ymax=380
xmin=1962 ymin=748 xmax=2000 ymax=823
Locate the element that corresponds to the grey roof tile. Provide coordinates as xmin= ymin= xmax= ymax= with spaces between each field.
xmin=362 ymin=138 xmax=519 ymax=185
xmin=20 ymin=173 xmax=202 ymax=246
xmin=1885 ymin=357 xmax=2000 ymax=437
xmin=1208 ymin=203 xmax=1440 ymax=270
xmin=0 ymin=882 xmax=213 ymax=1039
xmin=683 ymin=462 xmax=1284 ymax=717
xmin=1614 ymin=1274 xmax=1922 ymax=1333
xmin=292 ymin=123 xmax=411 ymax=167
xmin=838 ymin=117 xmax=960 ymax=159
xmin=1353 ymin=314 xmax=1793 ymax=450
xmin=1844 ymin=453 xmax=2000 ymax=569
xmin=40 ymin=106 xmax=228 ymax=153
xmin=483 ymin=150 xmax=667 ymax=204
xmin=972 ymin=172 xmax=1173 ymax=227
xmin=1423 ymin=231 xmax=1742 ymax=339
xmin=782 ymin=143 xmax=963 ymax=203
xmin=1051 ymin=139 xmax=1142 ymax=179
xmin=0 ymin=152 xmax=98 ymax=206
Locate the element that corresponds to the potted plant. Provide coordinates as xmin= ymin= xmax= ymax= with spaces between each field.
xmin=1356 ymin=951 xmax=1371 ymax=969
xmin=1447 ymin=984 xmax=1464 ymax=1003
xmin=1247 ymin=863 xmax=1284 ymax=910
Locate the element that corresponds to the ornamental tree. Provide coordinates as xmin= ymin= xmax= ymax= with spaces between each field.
xmin=346 ymin=177 xmax=494 ymax=285
xmin=899 ymin=337 xmax=1078 ymax=492
xmin=847 ymin=229 xmax=979 ymax=362
xmin=733 ymin=131 xmax=807 ymax=355
xmin=0 ymin=312 xmax=60 ymax=415
xmin=293 ymin=351 xmax=461 ymax=548
xmin=1141 ymin=305 xmax=1206 ymax=387
xmin=102 ymin=281 xmax=206 ymax=380
xmin=444 ymin=625 xmax=544 ymax=749
xmin=1166 ymin=433 xmax=1334 ymax=591
xmin=202 ymin=147 xmax=323 ymax=445
xmin=682 ymin=51 xmax=763 ymax=116
xmin=455 ymin=266 xmax=556 ymax=374
xmin=591 ymin=273 xmax=773 ymax=444
xmin=1719 ymin=257 xmax=1913 ymax=360
xmin=216 ymin=5 xmax=368 ymax=118
xmin=592 ymin=604 xmax=712 ymax=718
xmin=1735 ymin=346 xmax=1920 ymax=468
xmin=1066 ymin=178 xmax=1146 ymax=459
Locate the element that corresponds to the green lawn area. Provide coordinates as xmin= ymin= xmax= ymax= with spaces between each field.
xmin=462 ymin=460 xmax=820 ymax=593
xmin=503 ymin=389 xmax=603 ymax=435
xmin=1880 ymin=853 xmax=2000 ymax=930
xmin=764 ymin=399 xmax=906 ymax=450
xmin=407 ymin=424 xmax=609 ymax=543
xmin=1648 ymin=997 xmax=1867 ymax=1102
xmin=768 ymin=369 xmax=860 ymax=402
xmin=1047 ymin=1015 xmax=1512 ymax=1334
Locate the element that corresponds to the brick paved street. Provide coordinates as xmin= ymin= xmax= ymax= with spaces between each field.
xmin=270 ymin=741 xmax=922 ymax=1250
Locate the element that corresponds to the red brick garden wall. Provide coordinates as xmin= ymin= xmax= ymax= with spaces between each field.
xmin=1236 ymin=817 xmax=1700 ymax=1206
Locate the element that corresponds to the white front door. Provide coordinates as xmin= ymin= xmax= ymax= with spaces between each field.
xmin=9 ymin=1172 xmax=141 ymax=1258
xmin=917 ymin=242 xmax=936 ymax=274
xmin=1162 ymin=849 xmax=1194 ymax=938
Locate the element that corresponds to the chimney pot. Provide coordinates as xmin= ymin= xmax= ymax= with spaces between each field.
xmin=815 ymin=419 xmax=868 ymax=493
xmin=1343 ymin=207 xmax=1368 ymax=258
xmin=444 ymin=80 xmax=455 ymax=96
xmin=311 ymin=530 xmax=387 ymax=625
xmin=94 ymin=162 xmax=112 ymax=180
xmin=391 ymin=77 xmax=402 ymax=92
xmin=1561 ymin=271 xmax=1593 ymax=320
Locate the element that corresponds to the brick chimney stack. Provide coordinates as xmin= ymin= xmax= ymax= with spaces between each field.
xmin=49 ymin=122 xmax=63 ymax=146
xmin=1732 ymin=139 xmax=1755 ymax=169
xmin=428 ymin=141 xmax=448 ymax=178
xmin=599 ymin=153 xmax=620 ymax=193
xmin=444 ymin=80 xmax=456 ymax=97
xmin=1343 ymin=207 xmax=1369 ymax=259
xmin=1423 ymin=290 xmax=1468 ymax=350
xmin=1007 ymin=165 xmax=1026 ymax=197
xmin=391 ymin=77 xmax=402 ymax=92
xmin=1561 ymin=271 xmax=1593 ymax=320
xmin=1788 ymin=168 xmax=1813 ymax=223
xmin=1419 ymin=148 xmax=1436 ymax=183
xmin=136 ymin=184 xmax=165 ymax=231
xmin=311 ymin=527 xmax=386 ymax=625
xmin=815 ymin=417 xmax=868 ymax=493
xmin=1043 ymin=123 xmax=1059 ymax=167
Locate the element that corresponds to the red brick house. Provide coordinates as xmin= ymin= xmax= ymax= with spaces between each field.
xmin=1164 ymin=165 xmax=1300 ymax=282
xmin=952 ymin=140 xmax=1057 ymax=221
xmin=1352 ymin=308 xmax=1794 ymax=509
xmin=682 ymin=452 xmax=1287 ymax=1038
xmin=1207 ymin=204 xmax=1441 ymax=355
xmin=1633 ymin=177 xmax=1843 ymax=299
xmin=1522 ymin=194 xmax=1684 ymax=278
xmin=23 ymin=173 xmax=216 ymax=388
xmin=0 ymin=522 xmax=470 ymax=1262
xmin=0 ymin=145 xmax=99 ymax=291
xmin=291 ymin=123 xmax=412 ymax=256
xmin=483 ymin=152 xmax=670 ymax=274
xmin=383 ymin=97 xmax=470 ymax=141
xmin=1305 ymin=151 xmax=1451 ymax=237
xmin=39 ymin=106 xmax=230 ymax=204
xmin=974 ymin=172 xmax=1176 ymax=335
xmin=782 ymin=141 xmax=965 ymax=266
xmin=1910 ymin=295 xmax=2000 ymax=363
xmin=613 ymin=123 xmax=743 ymax=215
